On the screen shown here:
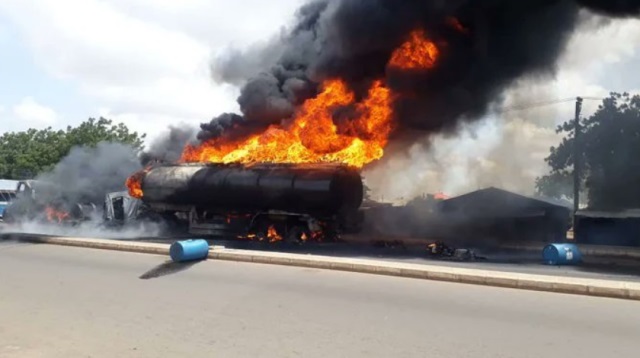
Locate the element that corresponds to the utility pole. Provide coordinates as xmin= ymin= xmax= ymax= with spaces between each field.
xmin=573 ymin=97 xmax=583 ymax=223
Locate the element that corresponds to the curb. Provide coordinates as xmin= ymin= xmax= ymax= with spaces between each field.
xmin=10 ymin=234 xmax=640 ymax=301
xmin=13 ymin=235 xmax=171 ymax=256
xmin=501 ymin=243 xmax=640 ymax=259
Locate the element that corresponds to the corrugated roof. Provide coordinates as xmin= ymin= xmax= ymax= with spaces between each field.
xmin=576 ymin=209 xmax=640 ymax=219
xmin=521 ymin=193 xmax=573 ymax=209
xmin=443 ymin=187 xmax=572 ymax=210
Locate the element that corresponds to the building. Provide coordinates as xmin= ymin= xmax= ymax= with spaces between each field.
xmin=437 ymin=187 xmax=572 ymax=244
xmin=360 ymin=193 xmax=448 ymax=239
xmin=359 ymin=187 xmax=572 ymax=245
xmin=574 ymin=209 xmax=640 ymax=247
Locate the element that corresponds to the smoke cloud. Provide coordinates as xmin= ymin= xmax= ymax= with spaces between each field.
xmin=140 ymin=126 xmax=197 ymax=165
xmin=37 ymin=142 xmax=141 ymax=205
xmin=364 ymin=13 xmax=640 ymax=202
xmin=6 ymin=218 xmax=164 ymax=240
xmin=198 ymin=0 xmax=640 ymax=144
xmin=363 ymin=100 xmax=563 ymax=202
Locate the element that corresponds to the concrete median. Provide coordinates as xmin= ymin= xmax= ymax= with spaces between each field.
xmin=11 ymin=234 xmax=172 ymax=255
xmin=9 ymin=234 xmax=640 ymax=301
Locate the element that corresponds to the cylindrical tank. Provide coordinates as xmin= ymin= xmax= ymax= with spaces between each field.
xmin=170 ymin=239 xmax=210 ymax=262
xmin=542 ymin=243 xmax=582 ymax=265
xmin=140 ymin=163 xmax=364 ymax=215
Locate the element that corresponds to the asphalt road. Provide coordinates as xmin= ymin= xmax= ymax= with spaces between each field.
xmin=1 ymin=242 xmax=640 ymax=358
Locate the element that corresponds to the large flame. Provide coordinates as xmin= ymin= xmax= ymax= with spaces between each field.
xmin=181 ymin=79 xmax=394 ymax=168
xmin=127 ymin=29 xmax=440 ymax=198
xmin=126 ymin=167 xmax=150 ymax=199
xmin=388 ymin=29 xmax=439 ymax=70
xmin=180 ymin=29 xmax=440 ymax=169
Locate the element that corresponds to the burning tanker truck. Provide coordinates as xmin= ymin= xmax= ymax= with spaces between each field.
xmin=112 ymin=163 xmax=365 ymax=242
xmin=107 ymin=0 xmax=640 ymax=240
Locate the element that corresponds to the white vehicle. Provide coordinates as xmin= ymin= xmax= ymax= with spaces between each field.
xmin=0 ymin=179 xmax=18 ymax=221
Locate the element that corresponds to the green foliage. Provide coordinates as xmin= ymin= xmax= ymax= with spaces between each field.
xmin=536 ymin=92 xmax=640 ymax=209
xmin=64 ymin=117 xmax=145 ymax=149
xmin=0 ymin=117 xmax=146 ymax=180
xmin=535 ymin=171 xmax=573 ymax=200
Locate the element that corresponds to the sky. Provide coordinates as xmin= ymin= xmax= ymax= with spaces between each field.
xmin=0 ymin=0 xmax=303 ymax=139
xmin=1 ymin=0 xmax=640 ymax=198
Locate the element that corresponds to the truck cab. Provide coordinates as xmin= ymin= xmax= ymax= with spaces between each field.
xmin=103 ymin=191 xmax=142 ymax=225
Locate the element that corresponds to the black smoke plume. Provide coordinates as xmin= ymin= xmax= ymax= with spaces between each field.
xmin=140 ymin=126 xmax=197 ymax=165
xmin=196 ymin=0 xmax=640 ymax=144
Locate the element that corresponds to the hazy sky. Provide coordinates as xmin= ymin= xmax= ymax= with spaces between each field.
xmin=0 ymin=0 xmax=302 ymax=140
xmin=0 ymin=0 xmax=639 ymax=149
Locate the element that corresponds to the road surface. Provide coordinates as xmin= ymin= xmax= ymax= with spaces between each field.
xmin=1 ymin=241 xmax=640 ymax=358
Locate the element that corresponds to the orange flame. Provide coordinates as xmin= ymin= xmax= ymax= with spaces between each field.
xmin=181 ymin=79 xmax=394 ymax=168
xmin=45 ymin=206 xmax=70 ymax=223
xmin=388 ymin=29 xmax=439 ymax=70
xmin=267 ymin=225 xmax=283 ymax=243
xmin=433 ymin=191 xmax=449 ymax=200
xmin=237 ymin=233 xmax=258 ymax=241
xmin=126 ymin=167 xmax=151 ymax=199
xmin=127 ymin=28 xmax=441 ymax=180
xmin=238 ymin=227 xmax=325 ymax=243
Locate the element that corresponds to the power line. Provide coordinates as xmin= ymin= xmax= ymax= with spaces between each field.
xmin=496 ymin=96 xmax=604 ymax=114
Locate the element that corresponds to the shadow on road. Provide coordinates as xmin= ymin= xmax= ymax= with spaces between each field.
xmin=139 ymin=260 xmax=202 ymax=280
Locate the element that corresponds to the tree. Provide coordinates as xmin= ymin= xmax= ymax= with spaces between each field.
xmin=536 ymin=92 xmax=640 ymax=210
xmin=535 ymin=171 xmax=573 ymax=200
xmin=64 ymin=117 xmax=145 ymax=150
xmin=0 ymin=117 xmax=146 ymax=180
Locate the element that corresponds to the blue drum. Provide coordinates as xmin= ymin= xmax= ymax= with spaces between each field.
xmin=169 ymin=239 xmax=210 ymax=263
xmin=542 ymin=243 xmax=582 ymax=265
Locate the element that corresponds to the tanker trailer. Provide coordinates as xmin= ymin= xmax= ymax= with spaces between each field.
xmin=129 ymin=163 xmax=365 ymax=241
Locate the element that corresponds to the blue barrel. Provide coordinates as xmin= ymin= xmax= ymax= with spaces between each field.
xmin=542 ymin=243 xmax=582 ymax=265
xmin=170 ymin=239 xmax=210 ymax=262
